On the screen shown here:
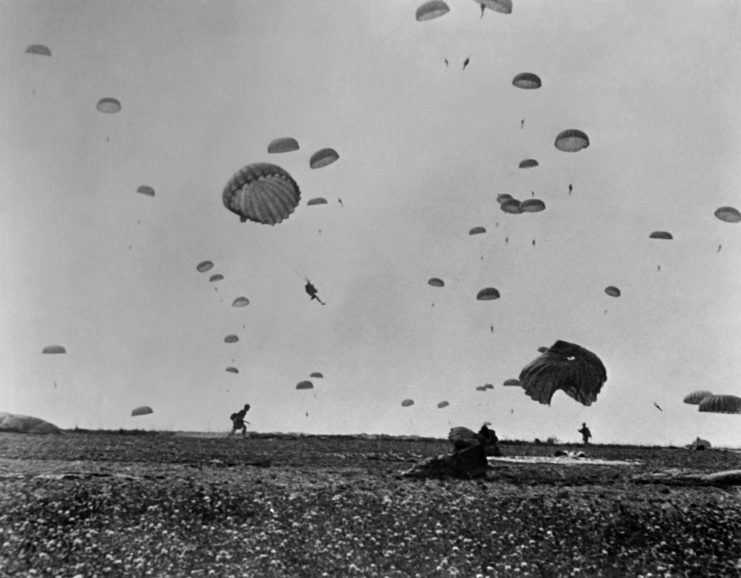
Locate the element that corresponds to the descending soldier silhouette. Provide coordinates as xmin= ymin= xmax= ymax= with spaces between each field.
xmin=462 ymin=57 xmax=470 ymax=70
xmin=305 ymin=279 xmax=326 ymax=305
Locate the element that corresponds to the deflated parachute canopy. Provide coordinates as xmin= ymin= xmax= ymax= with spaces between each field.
xmin=309 ymin=148 xmax=340 ymax=169
xmin=296 ymin=380 xmax=314 ymax=390
xmin=428 ymin=277 xmax=445 ymax=288
xmin=96 ymin=97 xmax=122 ymax=114
xmin=42 ymin=345 xmax=66 ymax=354
xmin=512 ymin=73 xmax=541 ymax=89
xmin=683 ymin=390 xmax=713 ymax=405
xmin=131 ymin=406 xmax=153 ymax=417
xmin=477 ymin=287 xmax=500 ymax=301
xmin=232 ymin=297 xmax=250 ymax=307
xmin=137 ymin=186 xmax=155 ymax=197
xmin=604 ymin=286 xmax=621 ymax=298
xmin=520 ymin=199 xmax=546 ymax=213
xmin=416 ymin=0 xmax=450 ymax=21
xmin=649 ymin=231 xmax=673 ymax=240
xmin=267 ymin=137 xmax=299 ymax=154
xmin=26 ymin=44 xmax=51 ymax=56
xmin=519 ymin=340 xmax=607 ymax=406
xmin=401 ymin=399 xmax=415 ymax=407
xmin=698 ymin=394 xmax=741 ymax=414
xmin=714 ymin=206 xmax=741 ymax=223
xmin=197 ymin=261 xmax=214 ymax=273
xmin=223 ymin=163 xmax=301 ymax=225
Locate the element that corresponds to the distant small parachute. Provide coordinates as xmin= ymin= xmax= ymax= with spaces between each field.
xmin=26 ymin=44 xmax=51 ymax=56
xmin=473 ymin=0 xmax=512 ymax=15
xmin=519 ymin=340 xmax=607 ymax=406
xmin=604 ymin=286 xmax=621 ymax=298
xmin=503 ymin=378 xmax=521 ymax=386
xmin=296 ymin=380 xmax=314 ymax=390
xmin=555 ymin=129 xmax=590 ymax=152
xmin=649 ymin=231 xmax=673 ymax=240
xmin=197 ymin=261 xmax=214 ymax=273
xmin=483 ymin=384 xmax=494 ymax=390
xmin=698 ymin=394 xmax=741 ymax=414
xmin=307 ymin=197 xmax=328 ymax=206
xmin=437 ymin=401 xmax=450 ymax=409
xmin=310 ymin=372 xmax=324 ymax=379
xmin=496 ymin=194 xmax=514 ymax=205
xmin=520 ymin=199 xmax=546 ymax=213
xmin=96 ymin=97 xmax=122 ymax=114
xmin=223 ymin=163 xmax=301 ymax=225
xmin=232 ymin=297 xmax=250 ymax=307
xmin=416 ymin=0 xmax=450 ymax=21
xmin=225 ymin=367 xmax=239 ymax=374
xmin=267 ymin=137 xmax=299 ymax=154
xmin=683 ymin=390 xmax=713 ymax=405
xmin=477 ymin=287 xmax=500 ymax=301
xmin=136 ymin=186 xmax=155 ymax=197
xmin=475 ymin=386 xmax=488 ymax=392
xmin=714 ymin=206 xmax=741 ymax=223
xmin=224 ymin=335 xmax=239 ymax=343
xmin=428 ymin=277 xmax=445 ymax=288
xmin=209 ymin=274 xmax=224 ymax=283
xmin=401 ymin=398 xmax=415 ymax=407
xmin=310 ymin=148 xmax=340 ymax=169
xmin=512 ymin=73 xmax=541 ymax=89
xmin=42 ymin=345 xmax=66 ymax=354
xmin=500 ymin=199 xmax=523 ymax=214
xmin=519 ymin=159 xmax=539 ymax=169
xmin=131 ymin=406 xmax=153 ymax=417
xmin=469 ymin=226 xmax=487 ymax=235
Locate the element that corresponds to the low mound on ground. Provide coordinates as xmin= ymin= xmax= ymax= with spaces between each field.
xmin=0 ymin=412 xmax=62 ymax=434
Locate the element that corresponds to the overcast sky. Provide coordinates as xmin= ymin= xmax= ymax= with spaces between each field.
xmin=1 ymin=0 xmax=740 ymax=446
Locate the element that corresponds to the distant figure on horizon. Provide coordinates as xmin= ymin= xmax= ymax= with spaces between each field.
xmin=578 ymin=422 xmax=592 ymax=445
xmin=305 ymin=279 xmax=326 ymax=305
xmin=228 ymin=404 xmax=251 ymax=438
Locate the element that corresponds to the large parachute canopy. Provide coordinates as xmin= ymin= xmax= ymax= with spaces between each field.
xmin=473 ymin=0 xmax=512 ymax=15
xmin=683 ymin=390 xmax=713 ymax=405
xmin=416 ymin=0 xmax=450 ymax=21
xmin=267 ymin=137 xmax=299 ymax=154
xmin=698 ymin=394 xmax=741 ymax=414
xmin=232 ymin=297 xmax=250 ymax=307
xmin=131 ymin=406 xmax=153 ymax=417
xmin=309 ymin=148 xmax=340 ymax=169
xmin=503 ymin=378 xmax=521 ymax=386
xmin=714 ymin=206 xmax=741 ymax=223
xmin=26 ymin=44 xmax=51 ymax=56
xmin=519 ymin=159 xmax=539 ymax=169
xmin=520 ymin=199 xmax=546 ymax=213
xmin=555 ymin=129 xmax=590 ymax=152
xmin=209 ymin=274 xmax=224 ymax=283
xmin=224 ymin=334 xmax=239 ymax=344
xmin=518 ymin=340 xmax=607 ymax=406
xmin=307 ymin=197 xmax=328 ymax=206
xmin=222 ymin=163 xmax=301 ymax=225
xmin=500 ymin=199 xmax=523 ymax=214
xmin=649 ymin=231 xmax=673 ymax=240
xmin=197 ymin=261 xmax=214 ymax=273
xmin=310 ymin=372 xmax=324 ymax=379
xmin=469 ymin=226 xmax=487 ymax=235
xmin=604 ymin=286 xmax=621 ymax=298
xmin=428 ymin=277 xmax=445 ymax=288
xmin=136 ymin=186 xmax=155 ymax=197
xmin=512 ymin=73 xmax=541 ymax=89
xmin=296 ymin=380 xmax=314 ymax=390
xmin=401 ymin=399 xmax=415 ymax=407
xmin=437 ymin=401 xmax=450 ymax=409
xmin=477 ymin=287 xmax=500 ymax=301
xmin=96 ymin=97 xmax=122 ymax=114
xmin=42 ymin=345 xmax=66 ymax=354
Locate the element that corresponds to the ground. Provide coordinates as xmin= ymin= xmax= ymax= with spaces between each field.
xmin=0 ymin=431 xmax=739 ymax=577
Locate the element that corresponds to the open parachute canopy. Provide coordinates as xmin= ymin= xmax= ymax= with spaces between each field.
xmin=136 ymin=186 xmax=155 ymax=197
xmin=555 ymin=129 xmax=590 ymax=152
xmin=309 ymin=148 xmax=340 ymax=169
xmin=469 ymin=226 xmax=487 ymax=235
xmin=500 ymin=199 xmax=523 ymax=214
xmin=267 ymin=137 xmax=299 ymax=154
xmin=483 ymin=383 xmax=494 ymax=390
xmin=503 ymin=378 xmax=521 ymax=386
xmin=416 ymin=0 xmax=450 ymax=21
xmin=0 ymin=413 xmax=61 ymax=434
xmin=310 ymin=372 xmax=324 ymax=379
xmin=296 ymin=380 xmax=314 ymax=390
xmin=496 ymin=194 xmax=514 ymax=205
xmin=197 ymin=261 xmax=214 ymax=273
xmin=209 ymin=274 xmax=224 ymax=283
xmin=683 ymin=390 xmax=713 ymax=405
xmin=222 ymin=163 xmax=301 ymax=225
xmin=401 ymin=399 xmax=415 ymax=407
xmin=232 ymin=297 xmax=250 ymax=308
xmin=224 ymin=334 xmax=239 ymax=343
xmin=537 ymin=346 xmax=549 ymax=353
xmin=474 ymin=0 xmax=512 ymax=15
xmin=428 ymin=277 xmax=445 ymax=288
xmin=698 ymin=394 xmax=741 ymax=414
xmin=649 ymin=231 xmax=673 ymax=240
xmin=521 ymin=199 xmax=546 ymax=213
xmin=604 ymin=286 xmax=621 ymax=298
xmin=42 ymin=345 xmax=66 ymax=354
xmin=26 ymin=44 xmax=51 ymax=56
xmin=714 ymin=206 xmax=741 ymax=223
xmin=477 ymin=287 xmax=501 ymax=301
xmin=512 ymin=73 xmax=541 ymax=89
xmin=519 ymin=340 xmax=607 ymax=406
xmin=475 ymin=385 xmax=488 ymax=392
xmin=131 ymin=406 xmax=153 ymax=417
xmin=307 ymin=197 xmax=328 ymax=206
xmin=519 ymin=159 xmax=539 ymax=169
xmin=96 ymin=97 xmax=121 ymax=114
xmin=437 ymin=401 xmax=450 ymax=409
xmin=225 ymin=367 xmax=239 ymax=374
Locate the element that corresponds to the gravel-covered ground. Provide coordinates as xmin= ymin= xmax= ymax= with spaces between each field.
xmin=0 ymin=432 xmax=739 ymax=577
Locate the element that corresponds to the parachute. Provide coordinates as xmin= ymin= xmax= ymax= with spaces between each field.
xmin=473 ymin=0 xmax=512 ymax=15
xmin=310 ymin=372 xmax=324 ymax=379
xmin=197 ymin=261 xmax=214 ymax=273
xmin=428 ymin=277 xmax=445 ymax=288
xmin=649 ymin=231 xmax=673 ymax=240
xmin=307 ymin=197 xmax=328 ymax=206
xmin=136 ymin=186 xmax=155 ymax=197
xmin=554 ymin=129 xmax=590 ymax=152
xmin=475 ymin=385 xmax=488 ymax=392
xmin=222 ymin=163 xmax=301 ymax=225
xmin=604 ymin=286 xmax=621 ymax=298
xmin=26 ymin=44 xmax=51 ymax=56
xmin=131 ymin=406 xmax=153 ymax=417
xmin=224 ymin=334 xmax=239 ymax=343
xmin=496 ymin=194 xmax=514 ymax=205
xmin=512 ymin=73 xmax=541 ymax=89
xmin=477 ymin=287 xmax=500 ymax=301
xmin=469 ymin=226 xmax=487 ymax=235
xmin=0 ymin=412 xmax=61 ymax=434
xmin=232 ymin=297 xmax=250 ymax=307
xmin=209 ymin=274 xmax=224 ymax=283
xmin=309 ymin=148 xmax=340 ymax=169
xmin=401 ymin=399 xmax=415 ymax=407
xmin=537 ymin=346 xmax=548 ymax=353
xmin=518 ymin=340 xmax=607 ymax=406
xmin=520 ymin=199 xmax=546 ymax=213
xmin=714 ymin=206 xmax=741 ymax=223
xmin=96 ymin=98 xmax=122 ymax=114
xmin=500 ymin=199 xmax=523 ymax=214
xmin=519 ymin=159 xmax=539 ymax=169
xmin=698 ymin=394 xmax=741 ymax=414
xmin=437 ymin=401 xmax=450 ymax=409
xmin=267 ymin=137 xmax=299 ymax=154
xmin=225 ymin=367 xmax=239 ymax=374
xmin=296 ymin=380 xmax=314 ymax=390
xmin=483 ymin=384 xmax=494 ymax=390
xmin=42 ymin=345 xmax=66 ymax=354
xmin=416 ymin=0 xmax=450 ymax=21
xmin=683 ymin=390 xmax=713 ymax=405
xmin=503 ymin=378 xmax=521 ymax=386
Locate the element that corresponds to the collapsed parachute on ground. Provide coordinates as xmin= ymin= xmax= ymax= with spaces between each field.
xmin=555 ymin=129 xmax=590 ymax=152
xmin=310 ymin=148 xmax=339 ymax=169
xmin=512 ymin=73 xmax=541 ymax=89
xmin=224 ymin=335 xmax=239 ymax=343
xmin=519 ymin=159 xmax=539 ymax=169
xmin=437 ymin=401 xmax=450 ymax=409
xmin=296 ymin=380 xmax=314 ymax=390
xmin=428 ymin=277 xmax=445 ymax=288
xmin=473 ymin=0 xmax=512 ymax=15
xmin=496 ymin=194 xmax=514 ymax=205
xmin=232 ymin=297 xmax=250 ymax=307
xmin=137 ymin=186 xmax=155 ymax=197
xmin=683 ymin=390 xmax=713 ymax=405
xmin=649 ymin=231 xmax=673 ymax=240
xmin=518 ymin=340 xmax=607 ymax=406
xmin=416 ymin=0 xmax=450 ymax=21
xmin=520 ymin=199 xmax=546 ymax=213
xmin=469 ymin=226 xmax=486 ymax=235
xmin=500 ymin=199 xmax=522 ymax=214
xmin=401 ymin=399 xmax=415 ymax=407
xmin=197 ymin=261 xmax=214 ymax=273
xmin=477 ymin=287 xmax=500 ymax=301
xmin=714 ymin=206 xmax=741 ymax=223
xmin=26 ymin=44 xmax=51 ymax=56
xmin=0 ymin=413 xmax=61 ymax=434
xmin=310 ymin=372 xmax=324 ymax=379
xmin=42 ymin=345 xmax=66 ymax=354
xmin=698 ymin=394 xmax=741 ymax=414
xmin=222 ymin=163 xmax=301 ymax=225
xmin=131 ymin=406 xmax=153 ymax=417
xmin=96 ymin=97 xmax=121 ymax=114
xmin=226 ymin=367 xmax=239 ymax=374
xmin=209 ymin=274 xmax=224 ymax=283
xmin=604 ymin=286 xmax=621 ymax=298
xmin=267 ymin=137 xmax=299 ymax=154
xmin=503 ymin=378 xmax=521 ymax=386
